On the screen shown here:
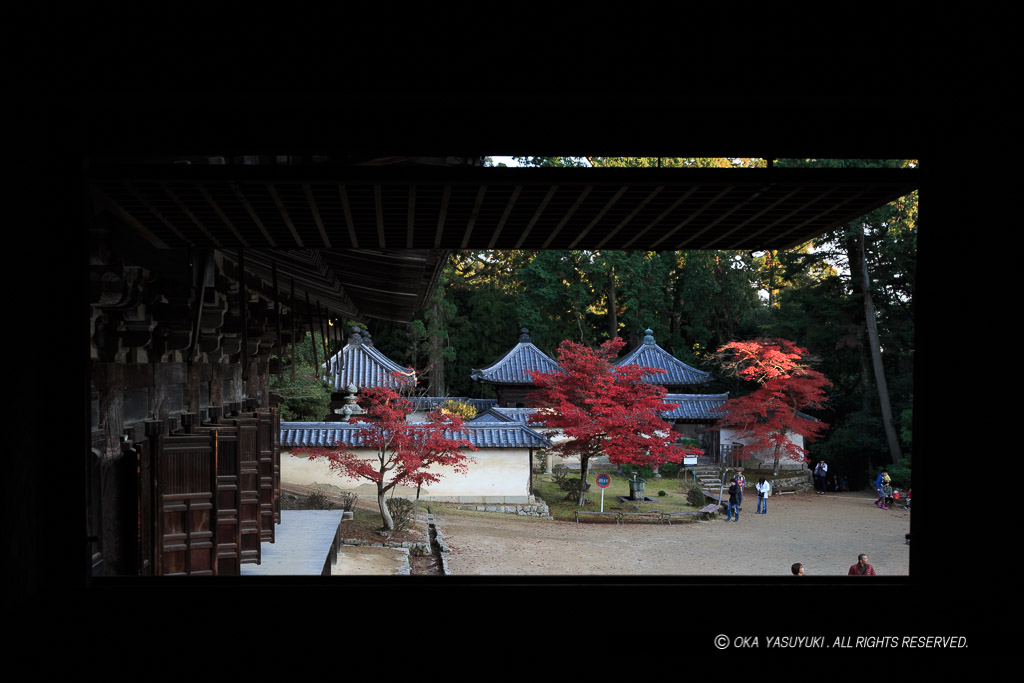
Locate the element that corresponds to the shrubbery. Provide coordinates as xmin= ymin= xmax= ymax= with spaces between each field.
xmin=686 ymin=485 xmax=708 ymax=508
xmin=386 ymin=497 xmax=415 ymax=531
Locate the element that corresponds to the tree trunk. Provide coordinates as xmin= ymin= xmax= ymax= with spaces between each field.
xmin=577 ymin=453 xmax=591 ymax=507
xmin=857 ymin=228 xmax=904 ymax=465
xmin=377 ymin=485 xmax=395 ymax=531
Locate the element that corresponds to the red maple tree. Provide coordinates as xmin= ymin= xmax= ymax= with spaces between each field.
xmin=710 ymin=338 xmax=831 ymax=474
xmin=290 ymin=383 xmax=476 ymax=530
xmin=527 ymin=338 xmax=702 ymax=506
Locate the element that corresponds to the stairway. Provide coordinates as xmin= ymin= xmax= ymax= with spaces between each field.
xmin=691 ymin=465 xmax=728 ymax=495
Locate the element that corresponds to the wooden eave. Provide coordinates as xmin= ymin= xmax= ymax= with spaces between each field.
xmin=89 ymin=164 xmax=919 ymax=252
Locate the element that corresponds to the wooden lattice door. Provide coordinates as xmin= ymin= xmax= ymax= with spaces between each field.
xmin=153 ymin=433 xmax=217 ymax=576
xmin=256 ymin=410 xmax=276 ymax=542
xmin=233 ymin=418 xmax=262 ymax=564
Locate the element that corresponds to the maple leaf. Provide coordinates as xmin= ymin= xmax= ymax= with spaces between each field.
xmin=291 ymin=373 xmax=476 ymax=530
xmin=526 ymin=338 xmax=702 ymax=506
xmin=710 ymin=338 xmax=831 ymax=473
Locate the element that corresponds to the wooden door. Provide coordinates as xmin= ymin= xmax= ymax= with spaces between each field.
xmin=234 ymin=418 xmax=262 ymax=564
xmin=257 ymin=410 xmax=276 ymax=542
xmin=271 ymin=409 xmax=281 ymax=524
xmin=181 ymin=425 xmax=243 ymax=576
xmin=153 ymin=433 xmax=217 ymax=576
xmin=214 ymin=427 xmax=242 ymax=575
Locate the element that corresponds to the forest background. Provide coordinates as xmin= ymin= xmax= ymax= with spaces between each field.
xmin=275 ymin=157 xmax=916 ymax=491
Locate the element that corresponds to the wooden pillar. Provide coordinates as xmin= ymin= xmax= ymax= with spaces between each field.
xmin=258 ymin=355 xmax=270 ymax=408
xmin=185 ymin=361 xmax=200 ymax=413
xmin=210 ymin=363 xmax=224 ymax=408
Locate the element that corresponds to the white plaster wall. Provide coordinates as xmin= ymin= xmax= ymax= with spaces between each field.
xmin=281 ymin=447 xmax=534 ymax=503
xmin=719 ymin=428 xmax=808 ymax=469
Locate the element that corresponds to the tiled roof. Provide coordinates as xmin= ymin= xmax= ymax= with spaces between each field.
xmin=615 ymin=329 xmax=711 ymax=386
xmin=322 ymin=329 xmax=415 ymax=390
xmin=470 ymin=407 xmax=543 ymax=425
xmin=660 ymin=393 xmax=729 ymax=421
xmin=280 ymin=421 xmax=550 ymax=449
xmin=471 ymin=328 xmax=561 ymax=385
xmin=409 ymin=397 xmax=498 ymax=413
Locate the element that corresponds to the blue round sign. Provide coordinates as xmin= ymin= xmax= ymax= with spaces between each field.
xmin=596 ymin=474 xmax=611 ymax=488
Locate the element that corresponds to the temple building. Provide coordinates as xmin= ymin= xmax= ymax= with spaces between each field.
xmin=280 ymin=420 xmax=551 ymax=503
xmin=470 ymin=328 xmax=561 ymax=407
xmin=322 ymin=326 xmax=416 ymax=391
xmin=614 ymin=329 xmax=711 ymax=391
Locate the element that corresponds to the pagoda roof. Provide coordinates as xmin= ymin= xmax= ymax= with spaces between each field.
xmin=614 ymin=329 xmax=711 ymax=387
xmin=471 ymin=328 xmax=561 ymax=385
xmin=322 ymin=326 xmax=415 ymax=390
xmin=280 ymin=421 xmax=550 ymax=449
xmin=660 ymin=393 xmax=729 ymax=421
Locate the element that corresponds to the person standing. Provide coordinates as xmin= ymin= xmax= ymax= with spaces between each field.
xmin=791 ymin=562 xmax=804 ymax=576
xmin=726 ymin=479 xmax=741 ymax=522
xmin=848 ymin=553 xmax=876 ymax=575
xmin=813 ymin=459 xmax=828 ymax=494
xmin=732 ymin=469 xmax=746 ymax=511
xmin=874 ymin=469 xmax=889 ymax=509
xmin=756 ymin=477 xmax=771 ymax=514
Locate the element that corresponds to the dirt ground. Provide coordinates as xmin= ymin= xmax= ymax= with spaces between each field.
xmin=434 ymin=490 xmax=910 ymax=577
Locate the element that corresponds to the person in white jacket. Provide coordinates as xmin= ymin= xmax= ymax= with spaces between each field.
xmin=755 ymin=477 xmax=771 ymax=514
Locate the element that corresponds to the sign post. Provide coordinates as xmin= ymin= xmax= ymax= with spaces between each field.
xmin=595 ymin=473 xmax=611 ymax=512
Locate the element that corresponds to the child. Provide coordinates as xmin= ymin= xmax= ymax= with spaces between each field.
xmin=881 ymin=479 xmax=893 ymax=510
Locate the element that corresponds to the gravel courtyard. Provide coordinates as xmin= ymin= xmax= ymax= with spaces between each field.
xmin=435 ymin=490 xmax=910 ymax=577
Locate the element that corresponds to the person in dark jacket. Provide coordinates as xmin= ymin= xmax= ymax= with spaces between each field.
xmin=726 ymin=481 xmax=741 ymax=521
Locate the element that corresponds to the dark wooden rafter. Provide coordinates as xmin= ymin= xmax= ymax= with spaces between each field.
xmin=268 ymin=184 xmax=303 ymax=247
xmin=489 ymin=185 xmax=522 ymax=249
xmin=730 ymin=185 xmax=862 ymax=251
xmin=513 ymin=185 xmax=558 ymax=249
xmin=230 ymin=181 xmax=277 ymax=247
xmin=460 ymin=185 xmax=488 ymax=249
xmin=91 ymin=166 xmax=919 ymax=252
xmin=541 ymin=185 xmax=591 ymax=249
xmin=617 ymin=186 xmax=695 ymax=249
xmin=374 ymin=185 xmax=386 ymax=248
xmin=406 ymin=185 xmax=416 ymax=249
xmin=303 ymin=183 xmax=331 ymax=247
xmin=595 ymin=185 xmax=664 ymax=250
xmin=700 ymin=185 xmax=805 ymax=250
xmin=198 ymin=184 xmax=248 ymax=246
xmin=567 ymin=185 xmax=630 ymax=249
xmin=127 ymin=182 xmax=187 ymax=246
xmin=160 ymin=182 xmax=221 ymax=247
xmin=434 ymin=185 xmax=451 ymax=249
xmin=339 ymin=185 xmax=358 ymax=248
xmin=653 ymin=185 xmax=739 ymax=250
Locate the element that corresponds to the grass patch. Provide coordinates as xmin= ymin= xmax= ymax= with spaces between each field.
xmin=533 ymin=471 xmax=701 ymax=522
